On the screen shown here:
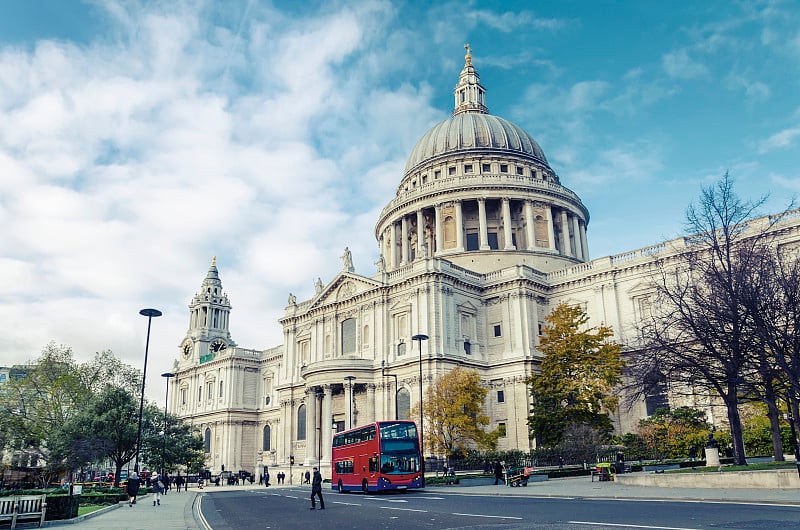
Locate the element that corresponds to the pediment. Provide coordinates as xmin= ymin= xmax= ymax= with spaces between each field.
xmin=309 ymin=272 xmax=381 ymax=309
xmin=627 ymin=281 xmax=655 ymax=298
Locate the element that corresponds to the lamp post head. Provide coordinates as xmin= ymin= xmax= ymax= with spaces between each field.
xmin=412 ymin=334 xmax=429 ymax=341
xmin=139 ymin=308 xmax=163 ymax=318
xmin=161 ymin=372 xmax=175 ymax=378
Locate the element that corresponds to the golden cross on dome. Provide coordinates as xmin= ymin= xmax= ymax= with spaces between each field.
xmin=464 ymin=43 xmax=472 ymax=66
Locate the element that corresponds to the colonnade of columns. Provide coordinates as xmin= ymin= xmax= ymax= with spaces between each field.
xmin=380 ymin=197 xmax=589 ymax=269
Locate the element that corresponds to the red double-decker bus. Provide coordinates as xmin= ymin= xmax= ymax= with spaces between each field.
xmin=331 ymin=420 xmax=423 ymax=493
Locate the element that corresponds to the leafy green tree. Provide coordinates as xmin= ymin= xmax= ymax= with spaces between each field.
xmin=414 ymin=367 xmax=499 ymax=456
xmin=527 ymin=303 xmax=624 ymax=447
xmin=637 ymin=407 xmax=710 ymax=459
xmin=0 ymin=343 xmax=92 ymax=480
xmin=141 ymin=407 xmax=205 ymax=475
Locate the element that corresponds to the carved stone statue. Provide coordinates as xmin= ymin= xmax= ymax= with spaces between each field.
xmin=376 ymin=255 xmax=386 ymax=273
xmin=314 ymin=277 xmax=324 ymax=294
xmin=341 ymin=246 xmax=354 ymax=272
xmin=288 ymin=293 xmax=296 ymax=305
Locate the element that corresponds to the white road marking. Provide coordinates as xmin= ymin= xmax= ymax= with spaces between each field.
xmin=331 ymin=501 xmax=362 ymax=506
xmin=569 ymin=522 xmax=700 ymax=530
xmin=378 ymin=506 xmax=428 ymax=512
xmin=451 ymin=512 xmax=523 ymax=520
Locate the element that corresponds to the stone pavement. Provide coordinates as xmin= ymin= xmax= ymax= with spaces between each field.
xmin=39 ymin=475 xmax=800 ymax=529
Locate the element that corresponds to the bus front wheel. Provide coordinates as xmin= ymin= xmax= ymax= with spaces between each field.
xmin=337 ymin=480 xmax=344 ymax=493
xmin=361 ymin=479 xmax=368 ymax=494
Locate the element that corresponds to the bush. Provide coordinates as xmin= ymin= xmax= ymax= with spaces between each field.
xmin=44 ymin=495 xmax=80 ymax=521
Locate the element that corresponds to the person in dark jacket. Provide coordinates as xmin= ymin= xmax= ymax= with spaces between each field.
xmin=127 ymin=471 xmax=140 ymax=507
xmin=309 ymin=467 xmax=324 ymax=510
xmin=493 ymin=460 xmax=504 ymax=485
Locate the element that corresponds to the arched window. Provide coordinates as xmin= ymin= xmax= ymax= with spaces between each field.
xmin=263 ymin=425 xmax=271 ymax=451
xmin=204 ymin=428 xmax=211 ymax=453
xmin=297 ymin=404 xmax=307 ymax=440
xmin=397 ymin=388 xmax=411 ymax=420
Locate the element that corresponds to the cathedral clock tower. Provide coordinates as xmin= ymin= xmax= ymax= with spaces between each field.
xmin=179 ymin=257 xmax=236 ymax=364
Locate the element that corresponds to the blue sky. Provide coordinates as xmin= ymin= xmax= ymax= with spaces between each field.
xmin=1 ymin=0 xmax=799 ymax=401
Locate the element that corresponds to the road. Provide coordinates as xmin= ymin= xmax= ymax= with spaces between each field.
xmin=196 ymin=485 xmax=800 ymax=530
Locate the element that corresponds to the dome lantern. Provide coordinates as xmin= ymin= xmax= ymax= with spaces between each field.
xmin=453 ymin=43 xmax=489 ymax=116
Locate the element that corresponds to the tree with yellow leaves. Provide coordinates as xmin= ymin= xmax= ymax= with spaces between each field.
xmin=413 ymin=367 xmax=499 ymax=456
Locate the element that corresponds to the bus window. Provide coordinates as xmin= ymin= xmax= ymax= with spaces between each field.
xmin=369 ymin=456 xmax=378 ymax=472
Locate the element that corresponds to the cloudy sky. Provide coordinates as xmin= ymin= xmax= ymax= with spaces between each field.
xmin=2 ymin=0 xmax=799 ymax=402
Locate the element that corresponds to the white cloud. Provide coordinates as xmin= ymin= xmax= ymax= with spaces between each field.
xmin=662 ymin=49 xmax=709 ymax=79
xmin=758 ymin=127 xmax=800 ymax=153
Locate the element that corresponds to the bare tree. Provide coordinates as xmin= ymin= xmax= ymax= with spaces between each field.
xmin=741 ymin=237 xmax=800 ymax=460
xmin=628 ymin=173 xmax=779 ymax=465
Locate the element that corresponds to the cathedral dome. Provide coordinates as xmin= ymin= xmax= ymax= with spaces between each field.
xmin=404 ymin=113 xmax=548 ymax=175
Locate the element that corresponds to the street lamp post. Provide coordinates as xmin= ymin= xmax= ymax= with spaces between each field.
xmin=344 ymin=376 xmax=356 ymax=429
xmin=412 ymin=333 xmax=428 ymax=482
xmin=381 ymin=361 xmax=398 ymax=420
xmin=161 ymin=372 xmax=175 ymax=476
xmin=135 ymin=308 xmax=162 ymax=473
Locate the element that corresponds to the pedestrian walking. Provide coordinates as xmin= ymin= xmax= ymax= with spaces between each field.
xmin=127 ymin=471 xmax=140 ymax=507
xmin=304 ymin=470 xmax=310 ymax=484
xmin=309 ymin=467 xmax=325 ymax=510
xmin=493 ymin=460 xmax=504 ymax=485
xmin=151 ymin=473 xmax=164 ymax=506
xmin=264 ymin=466 xmax=270 ymax=487
xmin=174 ymin=473 xmax=184 ymax=492
xmin=163 ymin=474 xmax=170 ymax=494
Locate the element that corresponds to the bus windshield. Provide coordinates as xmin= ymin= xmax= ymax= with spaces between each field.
xmin=378 ymin=422 xmax=420 ymax=474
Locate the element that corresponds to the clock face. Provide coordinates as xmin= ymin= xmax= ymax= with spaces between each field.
xmin=210 ymin=339 xmax=227 ymax=353
xmin=182 ymin=340 xmax=192 ymax=358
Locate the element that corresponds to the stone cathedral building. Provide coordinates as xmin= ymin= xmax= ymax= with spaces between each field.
xmin=170 ymin=49 xmax=800 ymax=479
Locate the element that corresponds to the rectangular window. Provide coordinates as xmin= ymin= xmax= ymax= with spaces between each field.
xmin=498 ymin=423 xmax=506 ymax=437
xmin=219 ymin=381 xmax=224 ymax=398
xmin=466 ymin=232 xmax=479 ymax=251
xmin=538 ymin=323 xmax=543 ymax=335
xmin=341 ymin=318 xmax=357 ymax=355
xmin=482 ymin=163 xmax=491 ymax=172
xmin=497 ymin=390 xmax=505 ymax=403
xmin=487 ymin=232 xmax=499 ymax=250
xmin=181 ymin=388 xmax=187 ymax=406
xmin=198 ymin=387 xmax=202 ymax=402
xmin=516 ymin=166 xmax=523 ymax=175
xmin=464 ymin=164 xmax=473 ymax=173
xmin=397 ymin=342 xmax=407 ymax=356
xmin=500 ymin=164 xmax=508 ymax=173
xmin=206 ymin=382 xmax=213 ymax=400
xmin=493 ymin=324 xmax=502 ymax=337
xmin=434 ymin=170 xmax=441 ymax=179
xmin=422 ymin=175 xmax=427 ymax=184
xmin=448 ymin=166 xmax=456 ymax=175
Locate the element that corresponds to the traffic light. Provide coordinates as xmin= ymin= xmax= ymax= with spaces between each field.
xmin=290 ymin=455 xmax=295 ymax=465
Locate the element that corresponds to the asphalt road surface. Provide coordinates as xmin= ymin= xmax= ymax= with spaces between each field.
xmin=197 ymin=486 xmax=800 ymax=530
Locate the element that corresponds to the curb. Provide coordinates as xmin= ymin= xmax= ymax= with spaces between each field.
xmin=41 ymin=502 xmax=123 ymax=527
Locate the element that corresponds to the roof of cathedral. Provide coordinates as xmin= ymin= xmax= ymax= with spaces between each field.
xmin=403 ymin=45 xmax=549 ymax=175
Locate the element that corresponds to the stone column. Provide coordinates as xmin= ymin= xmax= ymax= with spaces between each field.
xmin=320 ymin=385 xmax=332 ymax=467
xmin=502 ymin=198 xmax=515 ymax=250
xmin=416 ymin=210 xmax=425 ymax=259
xmin=401 ymin=215 xmax=409 ymax=265
xmin=546 ymin=205 xmax=556 ymax=251
xmin=455 ymin=200 xmax=464 ymax=251
xmin=366 ymin=384 xmax=376 ymax=423
xmin=524 ymin=200 xmax=535 ymax=250
xmin=435 ymin=204 xmax=443 ymax=254
xmin=477 ymin=198 xmax=489 ymax=250
xmin=580 ymin=220 xmax=589 ymax=260
xmin=390 ymin=222 xmax=398 ymax=270
xmin=560 ymin=210 xmax=572 ymax=256
xmin=572 ymin=216 xmax=583 ymax=260
xmin=305 ymin=390 xmax=317 ymax=465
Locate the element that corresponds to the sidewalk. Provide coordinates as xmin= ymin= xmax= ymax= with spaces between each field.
xmin=42 ymin=487 xmax=205 ymax=530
